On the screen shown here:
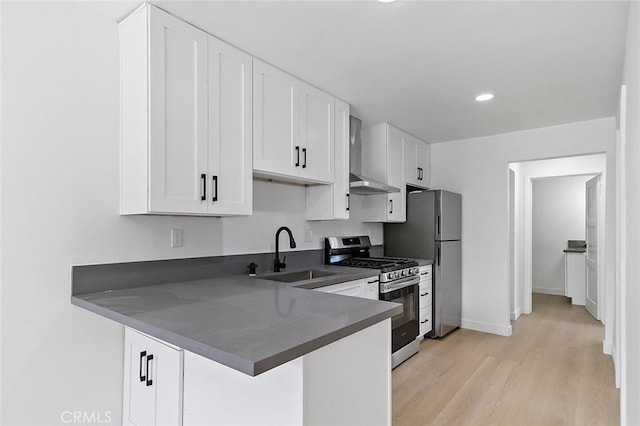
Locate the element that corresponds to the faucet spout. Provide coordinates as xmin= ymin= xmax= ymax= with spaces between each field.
xmin=274 ymin=226 xmax=296 ymax=272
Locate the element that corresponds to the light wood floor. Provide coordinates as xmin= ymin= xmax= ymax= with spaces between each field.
xmin=392 ymin=293 xmax=619 ymax=426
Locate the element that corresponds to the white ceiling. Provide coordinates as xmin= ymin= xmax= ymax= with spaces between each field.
xmin=124 ymin=1 xmax=629 ymax=143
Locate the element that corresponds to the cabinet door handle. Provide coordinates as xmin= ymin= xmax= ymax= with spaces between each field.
xmin=302 ymin=148 xmax=307 ymax=168
xmin=417 ymin=167 xmax=420 ymax=180
xmin=212 ymin=175 xmax=218 ymax=202
xmin=346 ymin=194 xmax=350 ymax=211
xmin=389 ymin=199 xmax=393 ymax=214
xmin=139 ymin=351 xmax=147 ymax=382
xmin=200 ymin=174 xmax=206 ymax=201
xmin=419 ymin=168 xmax=423 ymax=180
xmin=295 ymin=146 xmax=300 ymax=167
xmin=146 ymin=354 xmax=154 ymax=387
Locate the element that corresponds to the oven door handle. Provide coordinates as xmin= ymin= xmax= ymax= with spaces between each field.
xmin=380 ymin=275 xmax=420 ymax=293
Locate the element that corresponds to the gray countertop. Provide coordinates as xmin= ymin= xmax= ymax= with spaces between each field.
xmin=72 ymin=265 xmax=400 ymax=377
xmin=564 ymin=248 xmax=586 ymax=253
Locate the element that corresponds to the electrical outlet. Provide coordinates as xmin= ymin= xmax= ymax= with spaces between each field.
xmin=304 ymin=229 xmax=313 ymax=242
xmin=171 ymin=228 xmax=184 ymax=248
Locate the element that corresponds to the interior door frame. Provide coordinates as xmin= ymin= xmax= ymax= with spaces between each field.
xmin=520 ymin=162 xmax=605 ymax=316
xmin=585 ymin=175 xmax=603 ymax=320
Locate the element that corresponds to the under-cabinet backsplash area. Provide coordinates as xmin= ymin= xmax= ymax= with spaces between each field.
xmin=75 ymin=178 xmax=382 ymax=266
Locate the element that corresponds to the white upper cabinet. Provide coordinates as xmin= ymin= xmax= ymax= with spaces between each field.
xmin=356 ymin=123 xmax=406 ymax=223
xmin=306 ymin=99 xmax=349 ymax=220
xmin=253 ymin=59 xmax=334 ymax=185
xmin=404 ymin=134 xmax=431 ymax=189
xmin=299 ymin=82 xmax=334 ymax=183
xmin=207 ymin=36 xmax=253 ymax=215
xmin=120 ymin=4 xmax=252 ymax=216
xmin=253 ymin=59 xmax=299 ymax=179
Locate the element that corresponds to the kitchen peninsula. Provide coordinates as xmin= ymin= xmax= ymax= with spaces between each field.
xmin=72 ymin=259 xmax=399 ymax=425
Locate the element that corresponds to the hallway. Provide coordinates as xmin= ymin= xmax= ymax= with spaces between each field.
xmin=392 ymin=293 xmax=619 ymax=425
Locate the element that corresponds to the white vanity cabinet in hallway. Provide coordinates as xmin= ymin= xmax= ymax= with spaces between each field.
xmin=119 ymin=4 xmax=253 ymax=216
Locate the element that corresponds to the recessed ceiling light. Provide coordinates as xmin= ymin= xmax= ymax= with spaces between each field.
xmin=378 ymin=0 xmax=397 ymax=3
xmin=475 ymin=93 xmax=494 ymax=102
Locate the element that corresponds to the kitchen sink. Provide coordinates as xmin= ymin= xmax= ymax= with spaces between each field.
xmin=262 ymin=269 xmax=339 ymax=283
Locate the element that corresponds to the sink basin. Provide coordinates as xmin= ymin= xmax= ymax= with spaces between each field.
xmin=262 ymin=269 xmax=339 ymax=283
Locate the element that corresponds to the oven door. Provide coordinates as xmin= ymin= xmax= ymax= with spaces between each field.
xmin=380 ymin=279 xmax=419 ymax=353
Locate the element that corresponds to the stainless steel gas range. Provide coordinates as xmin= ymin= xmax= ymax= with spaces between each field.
xmin=325 ymin=236 xmax=420 ymax=368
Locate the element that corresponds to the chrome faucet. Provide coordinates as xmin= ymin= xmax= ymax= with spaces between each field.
xmin=274 ymin=226 xmax=296 ymax=272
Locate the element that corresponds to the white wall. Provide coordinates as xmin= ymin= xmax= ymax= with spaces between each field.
xmin=531 ymin=175 xmax=591 ymax=295
xmin=430 ymin=117 xmax=616 ymax=337
xmin=620 ymin=2 xmax=640 ymax=423
xmin=0 ymin=3 xmax=381 ymax=424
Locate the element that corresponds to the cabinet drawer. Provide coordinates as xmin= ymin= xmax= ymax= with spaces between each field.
xmin=419 ymin=265 xmax=432 ymax=281
xmin=419 ymin=308 xmax=432 ymax=336
xmin=315 ymin=279 xmax=364 ymax=298
xmin=419 ymin=281 xmax=432 ymax=308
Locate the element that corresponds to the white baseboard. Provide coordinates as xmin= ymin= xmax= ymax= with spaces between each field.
xmin=511 ymin=306 xmax=522 ymax=321
xmin=461 ymin=319 xmax=512 ymax=336
xmin=532 ymin=287 xmax=565 ymax=296
xmin=611 ymin=345 xmax=620 ymax=389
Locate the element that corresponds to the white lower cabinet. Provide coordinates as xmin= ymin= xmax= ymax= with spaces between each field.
xmin=182 ymin=320 xmax=391 ymax=426
xmin=124 ymin=312 xmax=390 ymax=426
xmin=315 ymin=276 xmax=379 ymax=300
xmin=123 ymin=328 xmax=183 ymax=426
xmin=418 ymin=265 xmax=433 ymax=338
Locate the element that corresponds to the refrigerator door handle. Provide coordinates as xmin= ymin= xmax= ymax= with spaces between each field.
xmin=437 ymin=215 xmax=441 ymax=237
xmin=437 ymin=247 xmax=441 ymax=266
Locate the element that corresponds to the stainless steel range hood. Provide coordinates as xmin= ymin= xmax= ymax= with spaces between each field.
xmin=349 ymin=116 xmax=400 ymax=195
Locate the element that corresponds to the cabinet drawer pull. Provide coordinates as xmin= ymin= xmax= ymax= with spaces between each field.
xmin=367 ymin=279 xmax=379 ymax=284
xmin=389 ymin=199 xmax=393 ymax=214
xmin=295 ymin=146 xmax=300 ymax=167
xmin=139 ymin=351 xmax=146 ymax=382
xmin=419 ymin=168 xmax=424 ymax=180
xmin=420 ymin=292 xmax=429 ymax=297
xmin=212 ymin=175 xmax=218 ymax=202
xmin=421 ymin=319 xmax=429 ymax=324
xmin=146 ymin=354 xmax=154 ymax=387
xmin=200 ymin=174 xmax=206 ymax=201
xmin=302 ymin=148 xmax=307 ymax=168
xmin=420 ymin=272 xmax=429 ymax=275
xmin=346 ymin=194 xmax=350 ymax=211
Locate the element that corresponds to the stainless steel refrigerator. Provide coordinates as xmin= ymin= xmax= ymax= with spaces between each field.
xmin=384 ymin=189 xmax=462 ymax=338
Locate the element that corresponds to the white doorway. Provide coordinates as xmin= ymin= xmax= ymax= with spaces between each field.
xmin=585 ymin=175 xmax=601 ymax=320
xmin=508 ymin=154 xmax=608 ymax=328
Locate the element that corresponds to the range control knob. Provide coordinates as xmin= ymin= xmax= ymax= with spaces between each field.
xmin=387 ymin=272 xmax=394 ymax=280
xmin=401 ymin=270 xmax=407 ymax=277
xmin=393 ymin=272 xmax=399 ymax=279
